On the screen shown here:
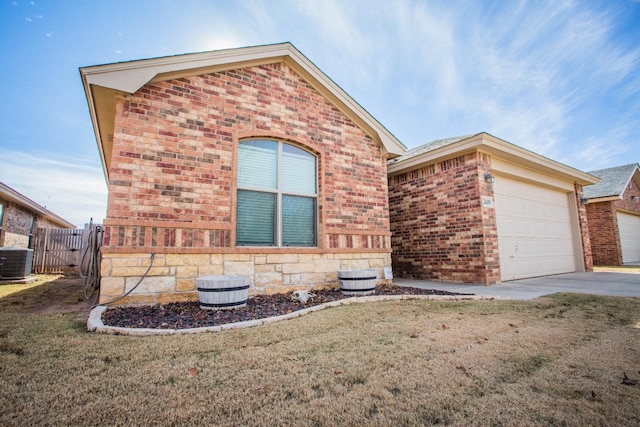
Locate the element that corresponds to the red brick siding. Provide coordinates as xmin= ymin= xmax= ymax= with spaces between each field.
xmin=104 ymin=62 xmax=390 ymax=253
xmin=388 ymin=152 xmax=500 ymax=284
xmin=0 ymin=198 xmax=67 ymax=248
xmin=612 ymin=175 xmax=640 ymax=213
xmin=0 ymin=200 xmax=33 ymax=247
xmin=586 ymin=202 xmax=622 ymax=265
xmin=574 ymin=184 xmax=593 ymax=271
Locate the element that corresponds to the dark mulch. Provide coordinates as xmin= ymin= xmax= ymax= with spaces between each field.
xmin=102 ymin=285 xmax=472 ymax=329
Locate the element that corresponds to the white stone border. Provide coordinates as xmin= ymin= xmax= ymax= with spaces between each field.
xmin=87 ymin=294 xmax=507 ymax=336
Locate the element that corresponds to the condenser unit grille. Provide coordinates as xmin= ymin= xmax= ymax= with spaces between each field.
xmin=0 ymin=248 xmax=34 ymax=280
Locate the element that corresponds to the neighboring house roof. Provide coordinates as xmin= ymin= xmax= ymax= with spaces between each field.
xmin=80 ymin=42 xmax=407 ymax=180
xmin=583 ymin=163 xmax=640 ymax=201
xmin=0 ymin=181 xmax=75 ymax=228
xmin=388 ymin=132 xmax=598 ymax=186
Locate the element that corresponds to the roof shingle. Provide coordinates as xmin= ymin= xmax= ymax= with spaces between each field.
xmin=583 ymin=163 xmax=639 ymax=199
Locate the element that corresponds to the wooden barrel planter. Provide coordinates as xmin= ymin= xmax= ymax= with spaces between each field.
xmin=196 ymin=275 xmax=250 ymax=310
xmin=337 ymin=269 xmax=377 ymax=296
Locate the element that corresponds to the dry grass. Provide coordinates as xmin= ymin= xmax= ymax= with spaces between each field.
xmin=0 ymin=274 xmax=63 ymax=299
xmin=1 ymin=277 xmax=639 ymax=426
xmin=594 ymin=265 xmax=640 ymax=273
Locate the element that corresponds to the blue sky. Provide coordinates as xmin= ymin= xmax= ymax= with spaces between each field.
xmin=1 ymin=0 xmax=639 ymax=226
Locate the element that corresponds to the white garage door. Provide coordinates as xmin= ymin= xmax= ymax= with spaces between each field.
xmin=617 ymin=211 xmax=640 ymax=263
xmin=494 ymin=177 xmax=578 ymax=281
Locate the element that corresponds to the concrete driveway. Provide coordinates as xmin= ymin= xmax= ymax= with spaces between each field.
xmin=395 ymin=270 xmax=640 ymax=300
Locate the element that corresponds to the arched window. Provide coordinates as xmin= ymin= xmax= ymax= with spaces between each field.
xmin=236 ymin=139 xmax=317 ymax=247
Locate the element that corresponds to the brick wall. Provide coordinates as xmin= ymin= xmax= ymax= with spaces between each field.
xmin=100 ymin=61 xmax=392 ymax=302
xmin=0 ymin=200 xmax=33 ymax=248
xmin=574 ymin=184 xmax=594 ymax=271
xmin=586 ymin=174 xmax=640 ymax=266
xmin=586 ymin=201 xmax=623 ymax=265
xmin=388 ymin=152 xmax=500 ymax=284
xmin=612 ymin=174 xmax=640 ymax=213
xmin=0 ymin=199 xmax=66 ymax=248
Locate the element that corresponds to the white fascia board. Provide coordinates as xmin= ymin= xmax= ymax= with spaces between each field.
xmin=80 ymin=42 xmax=406 ymax=158
xmin=387 ymin=133 xmax=484 ymax=175
xmin=480 ymin=134 xmax=599 ymax=186
xmin=388 ymin=132 xmax=599 ymax=186
xmin=80 ymin=43 xmax=293 ymax=93
xmin=621 ymin=165 xmax=640 ymax=197
xmin=586 ymin=195 xmax=622 ymax=203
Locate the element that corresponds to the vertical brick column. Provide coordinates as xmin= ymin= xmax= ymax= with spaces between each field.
xmin=574 ymin=184 xmax=594 ymax=271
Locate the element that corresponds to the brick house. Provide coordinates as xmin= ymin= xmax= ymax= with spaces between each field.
xmin=80 ymin=43 xmax=405 ymax=305
xmin=0 ymin=181 xmax=75 ymax=248
xmin=387 ymin=133 xmax=598 ymax=284
xmin=584 ymin=163 xmax=640 ymax=265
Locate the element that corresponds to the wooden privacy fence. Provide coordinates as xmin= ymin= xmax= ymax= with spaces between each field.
xmin=32 ymin=225 xmax=102 ymax=274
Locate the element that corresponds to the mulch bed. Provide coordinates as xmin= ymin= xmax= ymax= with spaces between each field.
xmin=102 ymin=285 xmax=472 ymax=329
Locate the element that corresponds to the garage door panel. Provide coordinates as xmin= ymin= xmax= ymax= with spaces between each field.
xmin=617 ymin=212 xmax=640 ymax=263
xmin=500 ymin=255 xmax=576 ymax=279
xmin=494 ymin=177 xmax=577 ymax=281
xmin=499 ymin=237 xmax=575 ymax=258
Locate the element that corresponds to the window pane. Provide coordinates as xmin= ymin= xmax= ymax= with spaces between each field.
xmin=236 ymin=190 xmax=275 ymax=246
xmin=282 ymin=195 xmax=316 ymax=246
xmin=282 ymin=144 xmax=316 ymax=194
xmin=238 ymin=140 xmax=277 ymax=190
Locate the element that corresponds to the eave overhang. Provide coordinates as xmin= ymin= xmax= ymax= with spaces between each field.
xmin=387 ymin=132 xmax=599 ymax=187
xmin=80 ymin=42 xmax=406 ymax=182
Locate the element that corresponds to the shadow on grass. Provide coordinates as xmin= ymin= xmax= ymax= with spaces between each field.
xmin=0 ymin=275 xmax=91 ymax=314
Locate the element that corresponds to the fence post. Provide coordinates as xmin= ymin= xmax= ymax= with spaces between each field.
xmin=41 ymin=228 xmax=49 ymax=274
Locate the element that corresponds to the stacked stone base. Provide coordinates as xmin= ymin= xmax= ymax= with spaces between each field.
xmin=99 ymin=252 xmax=391 ymax=305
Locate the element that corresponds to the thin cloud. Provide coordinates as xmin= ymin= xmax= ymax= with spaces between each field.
xmin=0 ymin=150 xmax=107 ymax=227
xmin=390 ymin=0 xmax=640 ymax=166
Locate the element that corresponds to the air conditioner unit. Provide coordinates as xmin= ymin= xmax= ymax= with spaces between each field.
xmin=0 ymin=248 xmax=34 ymax=280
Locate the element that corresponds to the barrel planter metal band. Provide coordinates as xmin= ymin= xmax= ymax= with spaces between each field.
xmin=196 ymin=275 xmax=251 ymax=310
xmin=197 ymin=285 xmax=251 ymax=293
xmin=337 ymin=269 xmax=378 ymax=296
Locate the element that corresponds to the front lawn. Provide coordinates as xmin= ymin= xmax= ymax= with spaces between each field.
xmin=1 ymin=276 xmax=639 ymax=425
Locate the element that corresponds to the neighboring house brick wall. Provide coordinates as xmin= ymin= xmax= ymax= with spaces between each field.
xmin=0 ymin=199 xmax=70 ymax=248
xmin=100 ymin=62 xmax=392 ymax=304
xmin=612 ymin=176 xmax=640 ymax=213
xmin=0 ymin=200 xmax=34 ymax=248
xmin=587 ymin=176 xmax=640 ymax=266
xmin=388 ymin=152 xmax=500 ymax=284
xmin=0 ymin=199 xmax=72 ymax=249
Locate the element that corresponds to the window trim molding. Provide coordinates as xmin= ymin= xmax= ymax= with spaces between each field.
xmin=236 ymin=138 xmax=319 ymax=248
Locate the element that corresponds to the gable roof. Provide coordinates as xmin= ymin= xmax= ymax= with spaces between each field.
xmin=388 ymin=132 xmax=598 ymax=186
xmin=583 ymin=163 xmax=640 ymax=201
xmin=80 ymin=42 xmax=406 ymax=180
xmin=0 ymin=182 xmax=75 ymax=228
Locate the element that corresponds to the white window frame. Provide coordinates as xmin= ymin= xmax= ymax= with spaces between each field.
xmin=236 ymin=139 xmax=318 ymax=247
